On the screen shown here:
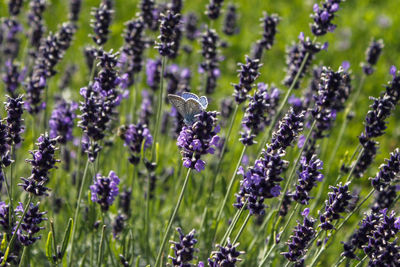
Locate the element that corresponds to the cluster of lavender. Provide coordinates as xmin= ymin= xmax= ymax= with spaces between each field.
xmin=305 ymin=66 xmax=351 ymax=158
xmin=233 ymin=56 xmax=262 ymax=104
xmin=91 ymin=2 xmax=113 ymax=46
xmin=354 ymin=66 xmax=400 ymax=177
xmin=164 ymin=64 xmax=191 ymax=97
xmin=2 ymin=60 xmax=26 ymax=97
xmin=370 ymin=148 xmax=400 ymax=191
xmin=49 ymin=100 xmax=78 ymax=144
xmin=79 ymin=50 xmax=125 ymax=161
xmin=146 ymin=58 xmax=162 ymax=91
xmin=319 ymin=182 xmax=352 ymax=230
xmin=5 ymin=95 xmax=24 ymax=145
xmin=69 ymin=0 xmax=82 ymax=22
xmin=208 ymin=239 xmax=244 ymax=267
xmin=184 ymin=13 xmax=199 ymax=41
xmin=240 ymin=83 xmax=281 ymax=146
xmin=1 ymin=17 xmax=22 ymax=61
xmin=283 ymin=34 xmax=322 ymax=89
xmin=90 ymin=171 xmax=120 ymax=211
xmin=199 ymin=29 xmax=220 ymax=94
xmin=252 ymin=13 xmax=280 ymax=60
xmin=121 ymin=16 xmax=146 ymax=86
xmin=177 ymin=111 xmax=220 ymax=172
xmin=206 ymin=0 xmax=224 ymax=20
xmin=27 ymin=0 xmax=47 ymax=53
xmin=310 ymin=0 xmax=343 ymax=36
xmin=235 ymin=106 xmax=304 ymax=215
xmin=371 ymin=185 xmax=398 ymax=213
xmin=362 ymin=39 xmax=384 ymax=75
xmin=156 ymin=10 xmax=181 ymax=59
xmin=140 ymin=0 xmax=159 ymax=31
xmin=168 ymin=228 xmax=198 ymax=266
xmin=15 ymin=202 xmax=47 ymax=246
xmin=282 ymin=208 xmax=316 ymax=264
xmin=291 ymin=155 xmax=324 ymax=205
xmin=19 ymin=134 xmax=59 ymax=196
xmin=119 ymin=123 xmax=153 ymax=165
xmin=223 ymin=4 xmax=239 ymax=36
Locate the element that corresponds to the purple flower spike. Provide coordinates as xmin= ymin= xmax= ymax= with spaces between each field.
xmin=177 ymin=111 xmax=219 ymax=172
xmin=15 ymin=202 xmax=47 ymax=246
xmin=119 ymin=123 xmax=153 ymax=165
xmin=90 ymin=171 xmax=120 ymax=211
xmin=233 ymin=56 xmax=262 ymax=104
xmin=49 ymin=99 xmax=77 ymax=144
xmin=341 ymin=61 xmax=350 ymax=71
xmin=169 ymin=228 xmax=198 ymax=266
xmin=302 ymin=208 xmax=310 ymax=217
xmin=208 ymin=238 xmax=244 ymax=267
xmin=310 ymin=0 xmax=343 ymax=36
xmin=362 ymin=39 xmax=384 ymax=75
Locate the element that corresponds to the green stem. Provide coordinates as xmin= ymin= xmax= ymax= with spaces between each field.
xmin=18 ymin=246 xmax=28 ymax=267
xmin=97 ymin=225 xmax=106 ymax=266
xmin=68 ymin=159 xmax=90 ymax=267
xmin=220 ymin=201 xmax=247 ymax=246
xmin=212 ymin=144 xmax=247 ymax=242
xmin=154 ymin=168 xmax=192 ymax=267
xmin=232 ymin=213 xmax=251 ymax=244
xmin=258 ymin=243 xmax=276 ymax=267
xmin=3 ymin=195 xmax=33 ymax=263
xmin=151 ymin=56 xmax=166 ymax=162
xmin=354 ymin=255 xmax=368 ymax=267
xmin=279 ymin=203 xmax=300 ymax=241
xmin=144 ymin=170 xmax=151 ymax=263
xmin=333 ymin=257 xmax=345 ymax=267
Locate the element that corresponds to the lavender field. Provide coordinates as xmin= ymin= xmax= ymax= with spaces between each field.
xmin=0 ymin=0 xmax=399 ymax=266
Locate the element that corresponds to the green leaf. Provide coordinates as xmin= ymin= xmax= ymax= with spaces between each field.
xmin=1 ymin=234 xmax=6 ymax=251
xmin=60 ymin=218 xmax=73 ymax=260
xmin=46 ymin=231 xmax=54 ymax=264
xmin=135 ymin=255 xmax=140 ymax=267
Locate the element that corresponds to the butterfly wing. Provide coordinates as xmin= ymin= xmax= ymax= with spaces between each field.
xmin=184 ymin=98 xmax=203 ymax=125
xmin=199 ymin=96 xmax=208 ymax=109
xmin=182 ymin=92 xmax=200 ymax=101
xmin=168 ymin=94 xmax=186 ymax=118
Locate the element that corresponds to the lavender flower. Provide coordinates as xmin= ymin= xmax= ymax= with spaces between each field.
xmin=282 ymin=208 xmax=316 ymax=263
xmin=362 ymin=66 xmax=400 ymax=140
xmin=69 ymin=0 xmax=82 ymax=22
xmin=184 ymin=13 xmax=198 ymax=41
xmin=223 ymin=4 xmax=239 ymax=36
xmin=118 ymin=187 xmax=132 ymax=217
xmin=112 ymin=213 xmax=126 ymax=238
xmin=0 ymin=202 xmax=11 ymax=233
xmin=270 ymin=107 xmax=305 ymax=151
xmin=235 ymin=146 xmax=288 ymax=215
xmin=139 ymin=90 xmax=153 ymax=125
xmin=199 ymin=29 xmax=220 ymax=94
xmin=240 ymin=83 xmax=282 ymax=146
xmin=342 ymin=212 xmax=381 ymax=259
xmin=55 ymin=22 xmax=76 ymax=51
xmin=169 ymin=228 xmax=197 ymax=266
xmin=58 ymin=64 xmax=77 ymax=90
xmin=15 ymin=202 xmax=47 ymax=246
xmin=310 ymin=0 xmax=343 ymax=36
xmin=5 ymin=95 xmax=24 ymax=145
xmin=146 ymin=58 xmax=162 ymax=91
xmin=206 ymin=0 xmax=224 ymax=20
xmin=156 ymin=11 xmax=181 ymax=58
xmin=1 ymin=19 xmax=22 ymax=60
xmin=90 ymin=171 xmax=120 ymax=211
xmin=119 ymin=123 xmax=153 ymax=165
xmin=8 ymin=0 xmax=23 ymax=16
xmin=140 ymin=0 xmax=158 ymax=31
xmin=0 ymin=121 xmax=11 ymax=166
xmin=122 ymin=17 xmax=146 ymax=79
xmin=220 ymin=98 xmax=234 ymax=126
xmin=19 ymin=134 xmax=59 ymax=196
xmin=364 ymin=210 xmax=400 ymax=266
xmin=279 ymin=193 xmax=293 ymax=217
xmin=208 ymin=238 xmax=244 ymax=267
xmin=319 ymin=182 xmax=352 ymax=230
xmin=291 ymin=155 xmax=324 ymax=205
xmin=371 ymin=185 xmax=398 ymax=213
xmin=252 ymin=12 xmax=280 ymax=59
xmin=91 ymin=3 xmax=113 ymax=46
xmin=371 ymin=148 xmax=400 ymax=191
xmin=362 ymin=39 xmax=384 ymax=75
xmin=27 ymin=0 xmax=46 ymax=51
xmin=2 ymin=60 xmax=25 ymax=97
xmin=177 ymin=111 xmax=220 ymax=172
xmin=283 ymin=35 xmax=321 ymax=89
xmin=49 ymin=99 xmax=78 ymax=144
xmin=233 ymin=56 xmax=262 ymax=104
xmin=84 ymin=46 xmax=99 ymax=72
xmin=353 ymin=135 xmax=378 ymax=178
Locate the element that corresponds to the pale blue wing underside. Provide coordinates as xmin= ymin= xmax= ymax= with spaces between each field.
xmin=182 ymin=92 xmax=200 ymax=101
xmin=199 ymin=96 xmax=208 ymax=109
xmin=184 ymin=99 xmax=203 ymax=125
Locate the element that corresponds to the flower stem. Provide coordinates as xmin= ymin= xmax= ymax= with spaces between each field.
xmin=151 ymin=56 xmax=166 ymax=162
xmin=232 ymin=212 xmax=251 ymax=244
xmin=154 ymin=168 xmax=192 ymax=267
xmin=212 ymin=144 xmax=247 ymax=242
xmin=258 ymin=242 xmax=276 ymax=267
xmin=68 ymin=158 xmax=90 ymax=267
xmin=97 ymin=225 xmax=106 ymax=265
xmin=354 ymin=255 xmax=368 ymax=267
xmin=220 ymin=200 xmax=247 ymax=246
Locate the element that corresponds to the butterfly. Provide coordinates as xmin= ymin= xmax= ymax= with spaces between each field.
xmin=168 ymin=92 xmax=208 ymax=126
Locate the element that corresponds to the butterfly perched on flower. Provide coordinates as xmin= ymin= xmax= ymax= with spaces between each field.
xmin=168 ymin=92 xmax=208 ymax=125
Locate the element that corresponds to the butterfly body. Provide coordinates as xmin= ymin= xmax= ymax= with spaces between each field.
xmin=168 ymin=93 xmax=208 ymax=125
